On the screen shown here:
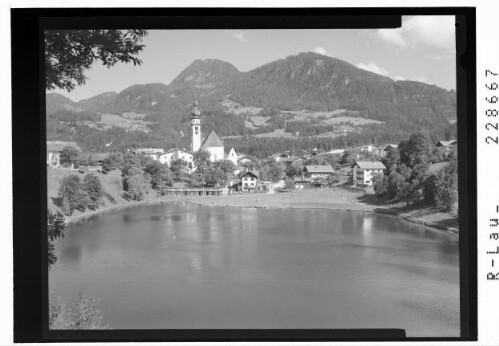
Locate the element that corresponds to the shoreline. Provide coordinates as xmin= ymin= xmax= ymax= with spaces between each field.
xmin=63 ymin=188 xmax=458 ymax=235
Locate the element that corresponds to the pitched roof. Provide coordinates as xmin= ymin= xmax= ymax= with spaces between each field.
xmin=240 ymin=170 xmax=259 ymax=179
xmin=354 ymin=161 xmax=386 ymax=170
xmin=47 ymin=141 xmax=82 ymax=152
xmin=436 ymin=140 xmax=457 ymax=147
xmin=201 ymin=130 xmax=224 ymax=149
xmin=383 ymin=144 xmax=398 ymax=151
xmin=327 ymin=149 xmax=345 ymax=155
xmin=135 ymin=148 xmax=165 ymax=155
xmin=305 ymin=165 xmax=335 ymax=173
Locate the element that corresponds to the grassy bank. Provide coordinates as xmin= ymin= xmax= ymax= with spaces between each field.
xmin=187 ymin=187 xmax=459 ymax=234
xmin=47 ymin=166 xmax=173 ymax=222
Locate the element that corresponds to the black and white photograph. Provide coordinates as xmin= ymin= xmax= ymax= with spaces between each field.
xmin=9 ymin=5 xmax=487 ymax=343
xmin=43 ymin=16 xmax=464 ymax=337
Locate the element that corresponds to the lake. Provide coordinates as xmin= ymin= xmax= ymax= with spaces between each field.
xmin=50 ymin=202 xmax=460 ymax=336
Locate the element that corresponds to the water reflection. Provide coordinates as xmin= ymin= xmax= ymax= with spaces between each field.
xmin=50 ymin=202 xmax=459 ymax=336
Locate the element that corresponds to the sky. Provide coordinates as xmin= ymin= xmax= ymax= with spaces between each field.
xmin=53 ymin=16 xmax=457 ymax=102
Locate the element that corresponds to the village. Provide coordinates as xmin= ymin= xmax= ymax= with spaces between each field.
xmin=47 ymin=103 xmax=458 ymax=198
xmin=47 ymin=103 xmax=458 ymax=233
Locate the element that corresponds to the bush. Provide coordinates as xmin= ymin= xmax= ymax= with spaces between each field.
xmin=49 ymin=289 xmax=110 ymax=330
xmin=373 ymin=174 xmax=389 ymax=197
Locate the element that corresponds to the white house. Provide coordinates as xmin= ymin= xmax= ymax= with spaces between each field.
xmin=226 ymin=147 xmax=238 ymax=166
xmin=240 ymin=170 xmax=259 ymax=191
xmin=47 ymin=141 xmax=82 ymax=167
xmin=158 ymin=148 xmax=193 ymax=167
xmin=304 ymin=165 xmax=335 ymax=180
xmin=352 ymin=161 xmax=386 ymax=186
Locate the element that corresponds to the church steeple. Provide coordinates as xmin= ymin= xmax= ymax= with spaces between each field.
xmin=191 ymin=101 xmax=201 ymax=152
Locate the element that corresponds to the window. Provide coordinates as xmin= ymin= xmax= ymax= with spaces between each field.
xmin=195 ymin=127 xmax=198 ymax=131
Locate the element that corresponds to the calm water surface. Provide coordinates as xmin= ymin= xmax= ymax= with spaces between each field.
xmin=50 ymin=202 xmax=460 ymax=336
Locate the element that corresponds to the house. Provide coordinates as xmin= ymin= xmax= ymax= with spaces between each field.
xmin=238 ymin=154 xmax=252 ymax=165
xmin=304 ymin=165 xmax=335 ymax=180
xmin=240 ymin=170 xmax=259 ymax=191
xmin=158 ymin=148 xmax=194 ymax=167
xmin=352 ymin=161 xmax=386 ymax=186
xmin=134 ymin=148 xmax=165 ymax=160
xmin=382 ymin=144 xmax=399 ymax=157
xmin=226 ymin=148 xmax=239 ymax=166
xmin=293 ymin=176 xmax=312 ymax=189
xmin=47 ymin=141 xmax=82 ymax=167
xmin=200 ymin=130 xmax=225 ymax=162
xmin=436 ymin=140 xmax=457 ymax=157
xmin=268 ymin=153 xmax=290 ymax=162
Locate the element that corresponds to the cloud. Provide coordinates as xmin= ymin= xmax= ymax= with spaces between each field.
xmin=376 ymin=29 xmax=407 ymax=48
xmin=393 ymin=76 xmax=406 ymax=81
xmin=376 ymin=16 xmax=455 ymax=51
xmin=225 ymin=30 xmax=248 ymax=42
xmin=312 ymin=46 xmax=328 ymax=56
xmin=357 ymin=62 xmax=389 ymax=76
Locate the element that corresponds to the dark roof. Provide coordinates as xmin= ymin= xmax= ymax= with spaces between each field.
xmin=240 ymin=170 xmax=259 ymax=179
xmin=47 ymin=141 xmax=82 ymax=152
xmin=201 ymin=130 xmax=224 ymax=149
xmin=354 ymin=161 xmax=386 ymax=170
xmin=383 ymin=144 xmax=398 ymax=151
xmin=305 ymin=165 xmax=335 ymax=173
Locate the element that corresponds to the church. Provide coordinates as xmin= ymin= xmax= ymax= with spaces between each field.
xmin=191 ymin=102 xmax=237 ymax=164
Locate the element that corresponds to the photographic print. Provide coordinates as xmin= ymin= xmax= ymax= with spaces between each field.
xmin=45 ymin=16 xmax=461 ymax=337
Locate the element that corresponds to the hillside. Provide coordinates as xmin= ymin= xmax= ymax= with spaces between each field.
xmin=46 ymin=52 xmax=457 ymax=155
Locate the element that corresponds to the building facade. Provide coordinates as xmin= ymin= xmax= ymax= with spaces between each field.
xmin=240 ymin=170 xmax=259 ymax=191
xmin=47 ymin=141 xmax=82 ymax=167
xmin=352 ymin=161 xmax=386 ymax=186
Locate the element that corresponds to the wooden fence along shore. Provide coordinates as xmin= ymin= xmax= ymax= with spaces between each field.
xmin=165 ymin=187 xmax=227 ymax=197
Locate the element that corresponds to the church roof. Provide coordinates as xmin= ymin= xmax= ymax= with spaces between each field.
xmin=201 ymin=130 xmax=224 ymax=149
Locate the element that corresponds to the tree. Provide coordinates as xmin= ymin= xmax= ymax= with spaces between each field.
xmin=48 ymin=210 xmax=66 ymax=268
xmin=382 ymin=147 xmax=400 ymax=171
xmin=124 ymin=173 xmax=148 ymax=201
xmin=82 ymin=174 xmax=103 ymax=210
xmin=285 ymin=164 xmax=303 ymax=178
xmin=205 ymin=168 xmax=227 ymax=187
xmin=59 ymin=147 xmax=80 ymax=167
xmin=399 ymin=133 xmax=433 ymax=168
xmin=267 ymin=162 xmax=284 ymax=182
xmin=188 ymin=172 xmax=206 ymax=187
xmin=373 ymin=174 xmax=389 ymax=197
xmin=58 ymin=174 xmax=88 ymax=215
xmin=432 ymin=161 xmax=458 ymax=213
xmin=340 ymin=149 xmax=357 ymax=165
xmin=193 ymin=150 xmax=211 ymax=173
xmin=284 ymin=177 xmax=295 ymax=190
xmin=387 ymin=172 xmax=408 ymax=201
xmin=102 ymin=153 xmax=123 ymax=173
xmin=120 ymin=153 xmax=141 ymax=176
xmin=45 ymin=30 xmax=147 ymax=91
xmin=170 ymin=158 xmax=189 ymax=181
xmin=144 ymin=161 xmax=173 ymax=192
xmin=213 ymin=160 xmax=236 ymax=176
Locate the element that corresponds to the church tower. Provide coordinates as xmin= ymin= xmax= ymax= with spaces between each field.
xmin=191 ymin=102 xmax=201 ymax=152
